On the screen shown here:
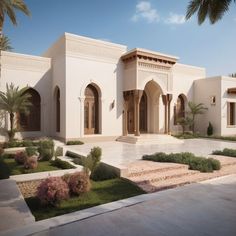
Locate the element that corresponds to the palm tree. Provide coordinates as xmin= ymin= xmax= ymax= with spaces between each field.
xmin=0 ymin=35 xmax=13 ymax=51
xmin=0 ymin=0 xmax=30 ymax=38
xmin=186 ymin=0 xmax=236 ymax=25
xmin=0 ymin=83 xmax=32 ymax=141
xmin=188 ymin=101 xmax=207 ymax=133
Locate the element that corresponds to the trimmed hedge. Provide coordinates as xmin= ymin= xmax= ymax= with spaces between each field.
xmin=212 ymin=148 xmax=236 ymax=157
xmin=51 ymin=158 xmax=75 ymax=169
xmin=66 ymin=141 xmax=84 ymax=145
xmin=143 ymin=152 xmax=221 ymax=173
xmin=91 ymin=163 xmax=119 ymax=181
xmin=2 ymin=140 xmax=39 ymax=148
xmin=66 ymin=151 xmax=86 ymax=166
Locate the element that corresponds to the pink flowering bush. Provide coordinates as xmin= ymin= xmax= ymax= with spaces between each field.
xmin=64 ymin=172 xmax=91 ymax=196
xmin=14 ymin=151 xmax=27 ymax=164
xmin=24 ymin=156 xmax=38 ymax=169
xmin=37 ymin=177 xmax=69 ymax=206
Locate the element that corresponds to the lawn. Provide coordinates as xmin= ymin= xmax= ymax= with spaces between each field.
xmin=26 ymin=178 xmax=145 ymax=221
xmin=0 ymin=155 xmax=61 ymax=179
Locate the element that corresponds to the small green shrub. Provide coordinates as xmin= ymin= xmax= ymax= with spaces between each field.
xmin=38 ymin=139 xmax=54 ymax=161
xmin=207 ymin=122 xmax=213 ymax=136
xmin=66 ymin=140 xmax=84 ymax=145
xmin=25 ymin=147 xmax=38 ymax=157
xmin=22 ymin=140 xmax=34 ymax=147
xmin=91 ymin=163 xmax=118 ymax=181
xmin=66 ymin=151 xmax=86 ymax=165
xmin=55 ymin=146 xmax=63 ymax=158
xmin=51 ymin=158 xmax=75 ymax=169
xmin=143 ymin=152 xmax=220 ymax=173
xmin=84 ymin=147 xmax=102 ymax=176
xmin=4 ymin=140 xmax=23 ymax=148
xmin=212 ymin=148 xmax=236 ymax=157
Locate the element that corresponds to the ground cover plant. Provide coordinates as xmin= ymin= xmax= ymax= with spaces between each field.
xmin=143 ymin=152 xmax=221 ymax=173
xmin=212 ymin=148 xmax=236 ymax=157
xmin=66 ymin=140 xmax=84 ymax=145
xmin=26 ymin=178 xmax=145 ymax=221
xmin=0 ymin=152 xmax=74 ymax=179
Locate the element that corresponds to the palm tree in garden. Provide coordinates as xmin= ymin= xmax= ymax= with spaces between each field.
xmin=188 ymin=102 xmax=207 ymax=133
xmin=0 ymin=35 xmax=13 ymax=51
xmin=186 ymin=0 xmax=236 ymax=24
xmin=0 ymin=83 xmax=32 ymax=141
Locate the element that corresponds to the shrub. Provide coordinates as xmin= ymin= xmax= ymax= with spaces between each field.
xmin=21 ymin=139 xmax=34 ymax=147
xmin=84 ymin=147 xmax=102 ymax=175
xmin=64 ymin=172 xmax=90 ymax=196
xmin=24 ymin=156 xmax=38 ymax=169
xmin=66 ymin=151 xmax=86 ymax=165
xmin=25 ymin=147 xmax=38 ymax=157
xmin=14 ymin=151 xmax=27 ymax=164
xmin=5 ymin=140 xmax=23 ymax=148
xmin=37 ymin=177 xmax=69 ymax=206
xmin=38 ymin=139 xmax=54 ymax=161
xmin=51 ymin=158 xmax=75 ymax=169
xmin=212 ymin=148 xmax=236 ymax=157
xmin=91 ymin=163 xmax=118 ymax=181
xmin=66 ymin=140 xmax=84 ymax=145
xmin=55 ymin=146 xmax=63 ymax=158
xmin=207 ymin=122 xmax=213 ymax=136
xmin=143 ymin=152 xmax=220 ymax=173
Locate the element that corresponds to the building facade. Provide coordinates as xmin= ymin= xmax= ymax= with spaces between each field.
xmin=0 ymin=33 xmax=235 ymax=142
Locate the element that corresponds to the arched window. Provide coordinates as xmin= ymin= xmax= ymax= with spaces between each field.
xmin=19 ymin=88 xmax=41 ymax=131
xmin=174 ymin=95 xmax=186 ymax=125
xmin=84 ymin=84 xmax=99 ymax=134
xmin=55 ymin=87 xmax=60 ymax=132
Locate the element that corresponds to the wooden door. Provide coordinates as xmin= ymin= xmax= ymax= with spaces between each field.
xmin=139 ymin=91 xmax=147 ymax=133
xmin=84 ymin=85 xmax=99 ymax=134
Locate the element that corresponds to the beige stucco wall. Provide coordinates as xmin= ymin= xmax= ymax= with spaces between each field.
xmin=64 ymin=33 xmax=127 ymax=140
xmin=171 ymin=63 xmax=206 ymax=133
xmin=0 ymin=51 xmax=51 ymax=141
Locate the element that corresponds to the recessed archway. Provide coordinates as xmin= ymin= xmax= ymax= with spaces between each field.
xmin=174 ymin=94 xmax=187 ymax=125
xmin=84 ymin=83 xmax=100 ymax=135
xmin=18 ymin=88 xmax=41 ymax=131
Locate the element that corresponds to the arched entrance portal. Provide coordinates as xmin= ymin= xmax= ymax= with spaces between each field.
xmin=123 ymin=80 xmax=164 ymax=136
xmin=84 ymin=84 xmax=99 ymax=135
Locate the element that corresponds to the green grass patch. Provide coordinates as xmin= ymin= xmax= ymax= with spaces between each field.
xmin=25 ymin=178 xmax=145 ymax=221
xmin=143 ymin=152 xmax=221 ymax=173
xmin=0 ymin=154 xmax=75 ymax=179
xmin=212 ymin=148 xmax=236 ymax=157
xmin=172 ymin=133 xmax=200 ymax=139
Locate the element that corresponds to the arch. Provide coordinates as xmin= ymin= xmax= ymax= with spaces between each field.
xmin=139 ymin=77 xmax=166 ymax=94
xmin=84 ymin=83 xmax=100 ymax=134
xmin=54 ymin=86 xmax=60 ymax=132
xmin=174 ymin=94 xmax=187 ymax=125
xmin=19 ymin=88 xmax=41 ymax=131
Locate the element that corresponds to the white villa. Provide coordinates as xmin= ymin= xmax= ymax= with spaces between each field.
xmin=0 ymin=33 xmax=236 ymax=142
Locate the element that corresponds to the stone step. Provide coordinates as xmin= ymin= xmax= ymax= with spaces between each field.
xmin=137 ymin=164 xmax=236 ymax=193
xmin=129 ymin=168 xmax=198 ymax=185
xmin=127 ymin=162 xmax=189 ymax=178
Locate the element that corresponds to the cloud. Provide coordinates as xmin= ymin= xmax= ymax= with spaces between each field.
xmin=165 ymin=13 xmax=186 ymax=25
xmin=131 ymin=1 xmax=160 ymax=23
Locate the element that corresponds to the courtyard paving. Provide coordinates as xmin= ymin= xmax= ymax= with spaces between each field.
xmin=67 ymin=138 xmax=236 ymax=167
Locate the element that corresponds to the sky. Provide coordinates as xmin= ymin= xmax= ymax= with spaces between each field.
xmin=3 ymin=0 xmax=236 ymax=76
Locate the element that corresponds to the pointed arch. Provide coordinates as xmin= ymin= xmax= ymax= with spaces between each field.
xmin=19 ymin=88 xmax=41 ymax=131
xmin=54 ymin=86 xmax=60 ymax=132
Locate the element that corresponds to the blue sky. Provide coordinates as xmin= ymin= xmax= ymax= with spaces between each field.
xmin=3 ymin=0 xmax=236 ymax=76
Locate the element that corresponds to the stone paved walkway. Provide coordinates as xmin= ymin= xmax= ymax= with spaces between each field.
xmin=0 ymin=179 xmax=35 ymax=232
xmin=67 ymin=138 xmax=236 ymax=167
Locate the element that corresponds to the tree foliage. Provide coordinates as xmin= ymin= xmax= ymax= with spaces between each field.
xmin=186 ymin=0 xmax=236 ymax=25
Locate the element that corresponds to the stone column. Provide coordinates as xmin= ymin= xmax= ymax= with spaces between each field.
xmin=167 ymin=94 xmax=173 ymax=134
xmin=162 ymin=95 xmax=168 ymax=134
xmin=123 ymin=91 xmax=129 ymax=136
xmin=134 ymin=90 xmax=143 ymax=136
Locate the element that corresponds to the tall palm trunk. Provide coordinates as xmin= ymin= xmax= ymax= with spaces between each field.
xmin=9 ymin=112 xmax=14 ymax=141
